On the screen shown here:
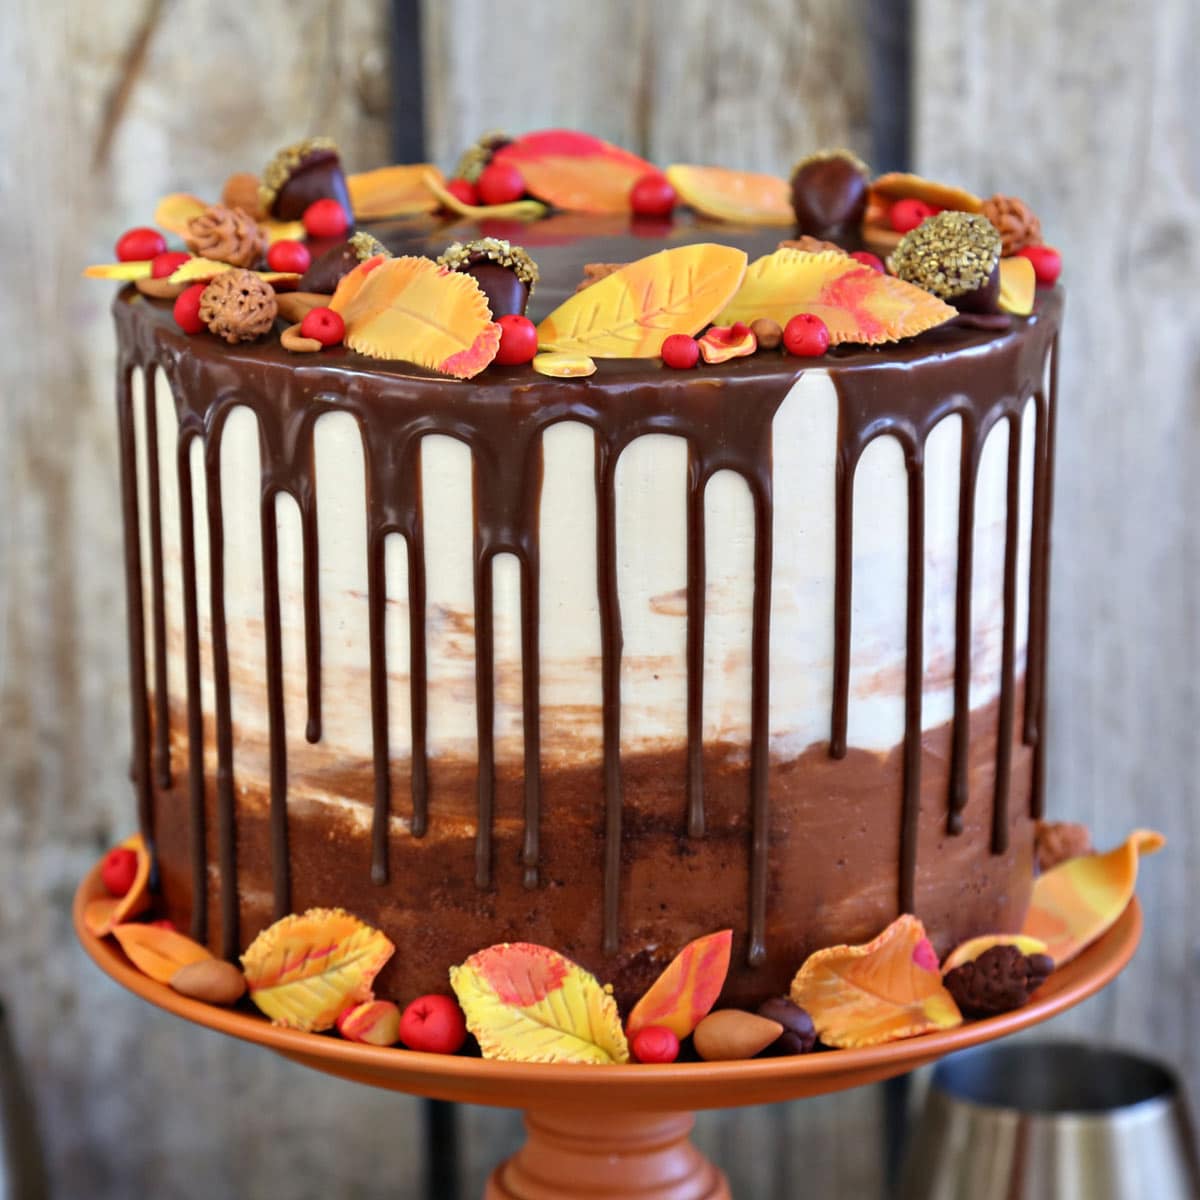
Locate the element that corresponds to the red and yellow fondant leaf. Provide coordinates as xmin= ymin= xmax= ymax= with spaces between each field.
xmin=536 ymin=243 xmax=747 ymax=358
xmin=423 ymin=171 xmax=547 ymax=222
xmin=715 ymin=249 xmax=955 ymax=345
xmin=941 ymin=934 xmax=1049 ymax=974
xmin=493 ymin=129 xmax=656 ymax=214
xmin=349 ymin=164 xmax=444 ymax=220
xmin=330 ymin=255 xmax=501 ymax=378
xmin=626 ymin=930 xmax=732 ymax=1039
xmin=665 ymin=164 xmax=793 ymax=226
xmin=84 ymin=835 xmax=151 ymax=935
xmin=111 ymin=923 xmax=213 ymax=984
xmin=790 ymin=915 xmax=963 ymax=1048
xmin=1022 ymin=829 xmax=1164 ymax=966
xmin=450 ymin=942 xmax=630 ymax=1064
xmin=154 ymin=192 xmax=208 ymax=236
xmin=241 ymin=908 xmax=394 ymax=1032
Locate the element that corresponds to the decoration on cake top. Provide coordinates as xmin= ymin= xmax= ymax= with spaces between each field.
xmin=625 ymin=929 xmax=732 ymax=1039
xmin=423 ymin=169 xmax=548 ymax=221
xmin=699 ymin=321 xmax=758 ymax=363
xmin=531 ymin=350 xmax=596 ymax=377
xmin=788 ymin=149 xmax=870 ymax=237
xmin=664 ymin=164 xmax=793 ymax=226
xmin=715 ymin=248 xmax=957 ymax=344
xmin=184 ymin=204 xmax=267 ymax=268
xmin=153 ymin=191 xmax=304 ymax=244
xmin=1021 ymin=829 xmax=1165 ymax=966
xmin=198 ymin=270 xmax=279 ymax=343
xmin=241 ymin=908 xmax=395 ymax=1032
xmin=437 ymin=236 xmax=539 ymax=317
xmin=998 ymin=256 xmax=1036 ymax=316
xmin=981 ymin=193 xmax=1042 ymax=256
xmin=259 ymin=136 xmax=352 ymax=222
xmin=536 ymin=243 xmax=748 ymax=357
xmin=450 ymin=942 xmax=630 ymax=1064
xmin=889 ymin=212 xmax=1003 ymax=312
xmin=453 ymin=129 xmax=512 ymax=183
xmin=346 ymin=163 xmax=445 ymax=220
xmin=299 ymin=231 xmax=391 ymax=293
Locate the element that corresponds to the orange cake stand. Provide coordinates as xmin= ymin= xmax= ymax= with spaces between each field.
xmin=74 ymin=863 xmax=1141 ymax=1199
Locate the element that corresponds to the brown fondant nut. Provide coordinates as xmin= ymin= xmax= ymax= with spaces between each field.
xmin=199 ymin=270 xmax=278 ymax=344
xmin=943 ymin=945 xmax=1053 ymax=1017
xmin=750 ymin=318 xmax=783 ymax=351
xmin=756 ymin=996 xmax=816 ymax=1054
xmin=693 ymin=1010 xmax=783 ymax=1061
xmin=169 ymin=959 xmax=247 ymax=1006
xmin=221 ymin=172 xmax=267 ymax=221
xmin=185 ymin=204 xmax=267 ymax=269
xmin=1036 ymin=820 xmax=1094 ymax=872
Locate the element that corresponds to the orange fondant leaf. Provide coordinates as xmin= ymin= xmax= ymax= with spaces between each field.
xmin=791 ymin=915 xmax=963 ymax=1049
xmin=154 ymin=192 xmax=208 ymax=236
xmin=493 ymin=129 xmax=656 ymax=214
xmin=868 ymin=172 xmax=983 ymax=216
xmin=999 ymin=256 xmax=1036 ymax=316
xmin=84 ymin=835 xmax=151 ymax=935
xmin=241 ymin=908 xmax=395 ymax=1032
xmin=941 ymin=934 xmax=1049 ymax=974
xmin=348 ymin=164 xmax=444 ymax=220
xmin=665 ymin=164 xmax=793 ymax=226
xmin=329 ymin=255 xmax=501 ymax=378
xmin=423 ymin=170 xmax=547 ymax=221
xmin=626 ymin=930 xmax=732 ymax=1039
xmin=531 ymin=351 xmax=596 ymax=377
xmin=111 ymin=923 xmax=214 ymax=984
xmin=536 ymin=243 xmax=747 ymax=358
xmin=84 ymin=261 xmax=153 ymax=281
xmin=450 ymin=942 xmax=629 ymax=1064
xmin=1022 ymin=829 xmax=1164 ymax=966
xmin=715 ymin=249 xmax=955 ymax=345
xmin=699 ymin=322 xmax=757 ymax=364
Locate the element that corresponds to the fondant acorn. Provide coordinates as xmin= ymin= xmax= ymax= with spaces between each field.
xmin=260 ymin=137 xmax=353 ymax=224
xmin=299 ymin=232 xmax=391 ymax=294
xmin=889 ymin=211 xmax=1003 ymax=313
xmin=789 ymin=149 xmax=870 ymax=238
xmin=436 ymin=237 xmax=539 ymax=318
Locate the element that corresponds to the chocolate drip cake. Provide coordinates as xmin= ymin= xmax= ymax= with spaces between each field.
xmin=102 ymin=134 xmax=1061 ymax=1013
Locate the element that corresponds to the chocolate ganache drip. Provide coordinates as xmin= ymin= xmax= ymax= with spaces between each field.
xmin=113 ymin=236 xmax=1059 ymax=968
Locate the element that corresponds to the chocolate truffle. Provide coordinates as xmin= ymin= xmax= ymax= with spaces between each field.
xmin=789 ymin=149 xmax=870 ymax=238
xmin=889 ymin=211 xmax=1003 ymax=313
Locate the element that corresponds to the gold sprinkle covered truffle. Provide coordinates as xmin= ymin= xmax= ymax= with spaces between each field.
xmin=889 ymin=211 xmax=1002 ymax=301
xmin=453 ymin=130 xmax=511 ymax=183
xmin=437 ymin=238 xmax=539 ymax=287
xmin=259 ymin=136 xmax=339 ymax=212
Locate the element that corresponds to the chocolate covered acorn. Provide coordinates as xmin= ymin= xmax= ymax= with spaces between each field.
xmin=437 ymin=237 xmax=539 ymax=318
xmin=890 ymin=211 xmax=1003 ymax=313
xmin=260 ymin=136 xmax=353 ymax=223
xmin=299 ymin=231 xmax=391 ymax=294
xmin=789 ymin=149 xmax=870 ymax=238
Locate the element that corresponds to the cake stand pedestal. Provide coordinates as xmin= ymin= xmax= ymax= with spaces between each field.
xmin=74 ymin=866 xmax=1142 ymax=1200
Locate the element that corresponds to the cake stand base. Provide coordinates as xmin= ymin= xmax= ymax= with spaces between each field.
xmin=486 ymin=1110 xmax=727 ymax=1200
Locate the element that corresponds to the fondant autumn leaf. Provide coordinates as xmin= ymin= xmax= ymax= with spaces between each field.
xmin=348 ymin=164 xmax=444 ymax=220
xmin=112 ymin=923 xmax=214 ymax=984
xmin=241 ymin=908 xmax=395 ymax=1032
xmin=450 ymin=942 xmax=630 ymax=1064
xmin=152 ymin=192 xmax=303 ymax=243
xmin=1022 ymin=829 xmax=1164 ymax=966
xmin=790 ymin=915 xmax=963 ymax=1049
xmin=626 ymin=930 xmax=732 ymax=1039
xmin=998 ymin=256 xmax=1036 ymax=316
xmin=423 ymin=170 xmax=547 ymax=221
xmin=83 ymin=834 xmax=151 ymax=935
xmin=536 ymin=243 xmax=747 ymax=358
xmin=665 ymin=164 xmax=793 ymax=226
xmin=330 ymin=255 xmax=502 ymax=378
xmin=493 ymin=129 xmax=656 ymax=214
xmin=716 ymin=249 xmax=955 ymax=345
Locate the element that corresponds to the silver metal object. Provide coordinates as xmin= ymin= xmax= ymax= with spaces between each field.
xmin=899 ymin=1041 xmax=1200 ymax=1200
xmin=0 ymin=1000 xmax=49 ymax=1200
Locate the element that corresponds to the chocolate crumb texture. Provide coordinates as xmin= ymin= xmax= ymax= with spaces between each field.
xmin=943 ymin=944 xmax=1054 ymax=1017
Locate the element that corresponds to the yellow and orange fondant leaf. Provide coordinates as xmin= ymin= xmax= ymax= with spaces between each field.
xmin=154 ymin=192 xmax=208 ymax=236
xmin=716 ymin=249 xmax=955 ymax=345
xmin=536 ymin=243 xmax=747 ymax=358
xmin=111 ymin=923 xmax=214 ymax=984
xmin=84 ymin=834 xmax=151 ymax=935
xmin=241 ymin=908 xmax=395 ymax=1032
xmin=330 ymin=255 xmax=502 ymax=378
xmin=626 ymin=930 xmax=732 ymax=1039
xmin=1022 ymin=829 xmax=1164 ymax=966
xmin=790 ymin=915 xmax=963 ymax=1049
xmin=666 ymin=164 xmax=793 ymax=226
xmin=998 ymin=256 xmax=1036 ymax=316
xmin=348 ymin=164 xmax=444 ymax=220
xmin=450 ymin=942 xmax=630 ymax=1064
xmin=84 ymin=261 xmax=154 ymax=281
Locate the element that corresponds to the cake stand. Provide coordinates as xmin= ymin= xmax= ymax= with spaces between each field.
xmin=74 ymin=865 xmax=1142 ymax=1199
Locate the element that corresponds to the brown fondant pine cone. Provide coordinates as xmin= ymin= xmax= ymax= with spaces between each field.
xmin=199 ymin=270 xmax=278 ymax=343
xmin=982 ymin=194 xmax=1043 ymax=257
xmin=944 ymin=945 xmax=1054 ymax=1016
xmin=186 ymin=204 xmax=268 ymax=268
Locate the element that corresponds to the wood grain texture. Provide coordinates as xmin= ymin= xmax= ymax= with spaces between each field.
xmin=915 ymin=0 xmax=1200 ymax=1096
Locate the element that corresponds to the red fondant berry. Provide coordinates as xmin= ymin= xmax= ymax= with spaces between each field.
xmin=100 ymin=846 xmax=139 ymax=897
xmin=399 ymin=994 xmax=468 ymax=1055
xmin=116 ymin=226 xmax=167 ymax=262
xmin=661 ymin=333 xmax=700 ymax=369
xmin=631 ymin=1025 xmax=680 ymax=1065
xmin=266 ymin=239 xmax=312 ymax=275
xmin=494 ymin=314 xmax=538 ymax=365
xmin=783 ymin=313 xmax=830 ymax=357
xmin=303 ymin=198 xmax=350 ymax=239
xmin=445 ymin=178 xmax=479 ymax=208
xmin=299 ymin=306 xmax=345 ymax=347
xmin=849 ymin=250 xmax=885 ymax=273
xmin=150 ymin=251 xmax=191 ymax=279
xmin=630 ymin=173 xmax=677 ymax=218
xmin=889 ymin=198 xmax=936 ymax=234
xmin=476 ymin=161 xmax=526 ymax=207
xmin=1017 ymin=243 xmax=1062 ymax=286
xmin=173 ymin=283 xmax=208 ymax=334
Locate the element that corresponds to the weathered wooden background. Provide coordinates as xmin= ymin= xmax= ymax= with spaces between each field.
xmin=1 ymin=0 xmax=1195 ymax=1196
